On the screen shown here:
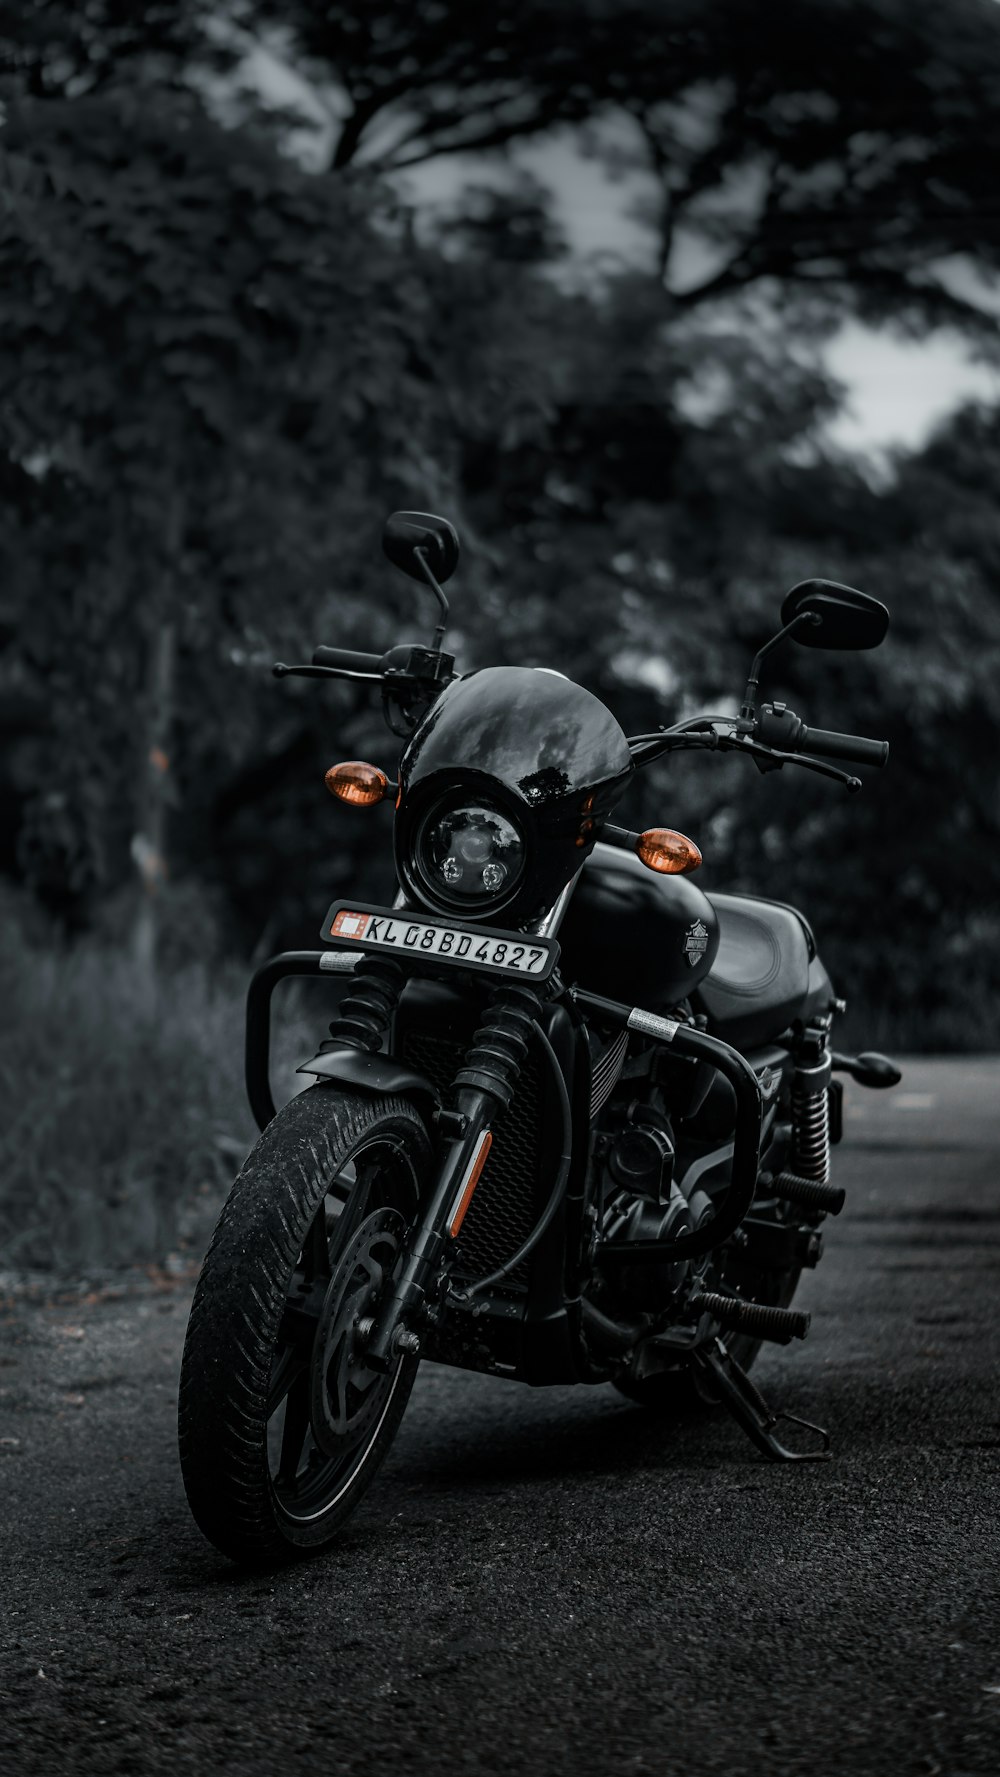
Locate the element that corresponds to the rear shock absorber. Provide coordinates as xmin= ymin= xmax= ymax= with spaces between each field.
xmin=773 ymin=1030 xmax=841 ymax=1212
xmin=791 ymin=1052 xmax=831 ymax=1182
xmin=322 ymin=956 xmax=405 ymax=1053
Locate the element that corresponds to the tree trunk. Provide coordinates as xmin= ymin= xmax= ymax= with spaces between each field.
xmin=131 ymin=618 xmax=176 ymax=976
xmin=131 ymin=496 xmax=182 ymax=975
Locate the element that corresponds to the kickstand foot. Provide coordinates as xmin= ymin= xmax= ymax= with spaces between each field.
xmin=692 ymin=1338 xmax=831 ymax=1463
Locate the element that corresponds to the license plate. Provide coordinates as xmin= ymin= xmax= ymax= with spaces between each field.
xmin=321 ymin=902 xmax=558 ymax=981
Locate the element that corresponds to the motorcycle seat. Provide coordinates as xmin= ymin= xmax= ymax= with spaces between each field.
xmin=695 ymin=892 xmax=815 ymax=1049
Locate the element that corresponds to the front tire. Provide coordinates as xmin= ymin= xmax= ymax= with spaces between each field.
xmin=178 ymin=1086 xmax=431 ymax=1566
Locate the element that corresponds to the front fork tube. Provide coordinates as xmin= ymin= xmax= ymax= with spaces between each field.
xmin=364 ymin=1086 xmax=494 ymax=1371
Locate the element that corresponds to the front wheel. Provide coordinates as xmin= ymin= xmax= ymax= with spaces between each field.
xmin=178 ymin=1086 xmax=431 ymax=1566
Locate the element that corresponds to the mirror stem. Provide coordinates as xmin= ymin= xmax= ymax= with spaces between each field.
xmin=413 ymin=546 xmax=450 ymax=652
xmin=740 ymin=612 xmax=821 ymax=719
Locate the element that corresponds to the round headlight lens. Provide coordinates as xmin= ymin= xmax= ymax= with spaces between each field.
xmin=415 ymin=801 xmax=525 ymax=907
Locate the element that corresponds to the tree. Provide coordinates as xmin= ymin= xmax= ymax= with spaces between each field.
xmin=4 ymin=3 xmax=1000 ymax=1041
xmin=0 ymin=0 xmax=231 ymax=98
xmin=0 ymin=86 xmax=442 ymax=954
xmin=259 ymin=0 xmax=1000 ymax=337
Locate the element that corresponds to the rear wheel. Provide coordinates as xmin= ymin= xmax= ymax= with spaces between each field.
xmin=178 ymin=1086 xmax=431 ymax=1566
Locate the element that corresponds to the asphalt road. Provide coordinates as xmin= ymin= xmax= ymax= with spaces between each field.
xmin=2 ymin=1058 xmax=999 ymax=1777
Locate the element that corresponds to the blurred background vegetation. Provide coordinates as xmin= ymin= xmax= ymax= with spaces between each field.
xmin=2 ymin=0 xmax=999 ymax=1266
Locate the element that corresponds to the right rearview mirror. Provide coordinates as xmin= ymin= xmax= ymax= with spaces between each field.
xmin=383 ymin=511 xmax=460 ymax=586
xmin=781 ymin=579 xmax=889 ymax=650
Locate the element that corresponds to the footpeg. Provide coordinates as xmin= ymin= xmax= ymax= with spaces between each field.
xmin=769 ymin=1170 xmax=846 ymax=1216
xmin=689 ymin=1290 xmax=810 ymax=1345
xmin=692 ymin=1338 xmax=831 ymax=1463
xmin=831 ymin=1050 xmax=902 ymax=1089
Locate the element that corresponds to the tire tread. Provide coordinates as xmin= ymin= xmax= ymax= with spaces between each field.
xmin=178 ymin=1086 xmax=429 ymax=1566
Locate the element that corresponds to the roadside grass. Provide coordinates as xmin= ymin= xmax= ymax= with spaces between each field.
xmin=0 ymin=898 xmax=318 ymax=1274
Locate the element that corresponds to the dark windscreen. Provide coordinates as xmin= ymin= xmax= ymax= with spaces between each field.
xmin=401 ymin=666 xmax=633 ymax=807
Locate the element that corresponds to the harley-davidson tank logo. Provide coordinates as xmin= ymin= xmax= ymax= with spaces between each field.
xmin=683 ymin=919 xmax=709 ymax=966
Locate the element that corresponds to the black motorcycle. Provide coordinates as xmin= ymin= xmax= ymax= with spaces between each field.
xmin=178 ymin=511 xmax=901 ymax=1565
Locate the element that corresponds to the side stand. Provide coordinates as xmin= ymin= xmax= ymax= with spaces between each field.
xmin=692 ymin=1338 xmax=832 ymax=1463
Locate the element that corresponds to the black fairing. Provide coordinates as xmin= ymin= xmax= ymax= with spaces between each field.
xmin=559 ymin=842 xmax=721 ymax=1007
xmin=395 ymin=667 xmax=633 ymax=924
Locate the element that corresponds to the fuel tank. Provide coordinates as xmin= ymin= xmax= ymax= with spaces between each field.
xmin=558 ymin=841 xmax=720 ymax=1008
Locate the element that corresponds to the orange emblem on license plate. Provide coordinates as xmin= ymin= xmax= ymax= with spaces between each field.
xmin=331 ymin=910 xmax=371 ymax=939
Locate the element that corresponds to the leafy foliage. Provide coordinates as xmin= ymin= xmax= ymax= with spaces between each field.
xmin=0 ymin=85 xmax=446 ymax=924
xmin=0 ymin=0 xmax=226 ymax=100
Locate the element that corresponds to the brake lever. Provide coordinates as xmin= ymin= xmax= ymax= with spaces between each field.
xmin=722 ymin=734 xmax=862 ymax=792
xmin=793 ymin=752 xmax=862 ymax=792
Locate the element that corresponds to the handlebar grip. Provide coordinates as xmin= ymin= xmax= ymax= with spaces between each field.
xmin=798 ymin=725 xmax=889 ymax=768
xmin=312 ymin=645 xmax=384 ymax=675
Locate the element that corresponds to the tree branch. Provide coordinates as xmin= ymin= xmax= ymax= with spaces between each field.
xmin=628 ymin=111 xmax=677 ymax=285
xmin=372 ymin=99 xmax=577 ymax=171
xmin=668 ymin=254 xmax=755 ymax=307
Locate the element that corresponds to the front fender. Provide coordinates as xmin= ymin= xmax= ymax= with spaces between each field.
xmin=297 ymin=1046 xmax=440 ymax=1116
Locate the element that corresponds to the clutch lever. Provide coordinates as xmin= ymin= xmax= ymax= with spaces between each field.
xmin=272 ymin=662 xmax=384 ymax=684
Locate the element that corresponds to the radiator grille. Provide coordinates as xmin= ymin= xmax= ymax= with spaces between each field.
xmin=400 ymin=1028 xmax=544 ymax=1284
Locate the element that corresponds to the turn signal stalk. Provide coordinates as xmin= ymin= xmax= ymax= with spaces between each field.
xmin=636 ymin=828 xmax=702 ymax=874
xmin=324 ymin=761 xmax=393 ymax=807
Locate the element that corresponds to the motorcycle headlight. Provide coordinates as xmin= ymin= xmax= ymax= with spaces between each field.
xmin=413 ymin=799 xmax=526 ymax=910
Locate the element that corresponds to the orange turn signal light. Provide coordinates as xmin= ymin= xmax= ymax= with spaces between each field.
xmin=636 ymin=828 xmax=702 ymax=874
xmin=324 ymin=761 xmax=391 ymax=807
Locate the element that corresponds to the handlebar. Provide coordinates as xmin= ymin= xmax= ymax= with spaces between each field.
xmin=312 ymin=645 xmax=385 ymax=676
xmin=273 ymin=642 xmax=457 ymax=713
xmin=756 ymin=703 xmax=888 ymax=769
xmin=794 ymin=723 xmax=888 ymax=768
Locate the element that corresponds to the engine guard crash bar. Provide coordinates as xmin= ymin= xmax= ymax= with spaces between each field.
xmin=245 ymin=950 xmax=358 ymax=1131
xmin=570 ymin=989 xmax=763 ymax=1265
xmin=246 ymin=951 xmax=446 ymax=1132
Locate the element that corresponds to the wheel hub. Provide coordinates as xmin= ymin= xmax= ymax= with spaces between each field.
xmin=308 ymin=1207 xmax=406 ymax=1460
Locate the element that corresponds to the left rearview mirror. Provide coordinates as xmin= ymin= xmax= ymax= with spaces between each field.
xmin=383 ymin=511 xmax=460 ymax=586
xmin=781 ymin=579 xmax=889 ymax=651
